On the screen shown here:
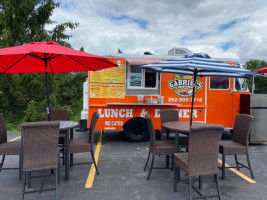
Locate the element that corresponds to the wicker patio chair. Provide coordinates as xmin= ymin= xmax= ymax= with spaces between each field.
xmin=49 ymin=109 xmax=68 ymax=121
xmin=160 ymin=109 xmax=188 ymax=146
xmin=219 ymin=114 xmax=255 ymax=180
xmin=0 ymin=113 xmax=22 ymax=180
xmin=144 ymin=114 xmax=175 ymax=180
xmin=21 ymin=121 xmax=60 ymax=200
xmin=48 ymin=109 xmax=68 ymax=163
xmin=173 ymin=124 xmax=224 ymax=200
xmin=48 ymin=109 xmax=68 ymax=137
xmin=69 ymin=112 xmax=100 ymax=175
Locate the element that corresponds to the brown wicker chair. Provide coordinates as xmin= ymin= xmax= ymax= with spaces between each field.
xmin=48 ymin=109 xmax=68 ymax=163
xmin=0 ymin=113 xmax=22 ymax=180
xmin=160 ymin=109 xmax=189 ymax=146
xmin=69 ymin=112 xmax=100 ymax=175
xmin=49 ymin=109 xmax=68 ymax=121
xmin=173 ymin=124 xmax=224 ymax=200
xmin=144 ymin=114 xmax=175 ymax=180
xmin=219 ymin=114 xmax=255 ymax=180
xmin=48 ymin=109 xmax=68 ymax=137
xmin=21 ymin=121 xmax=60 ymax=200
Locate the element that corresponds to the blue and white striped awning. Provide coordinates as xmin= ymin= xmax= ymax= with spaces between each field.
xmin=139 ymin=54 xmax=259 ymax=78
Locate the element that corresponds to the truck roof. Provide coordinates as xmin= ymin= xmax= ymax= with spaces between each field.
xmin=102 ymin=53 xmax=240 ymax=64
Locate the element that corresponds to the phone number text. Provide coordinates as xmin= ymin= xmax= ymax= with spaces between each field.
xmin=168 ymin=97 xmax=203 ymax=103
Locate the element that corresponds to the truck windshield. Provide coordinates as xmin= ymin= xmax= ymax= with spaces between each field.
xmin=235 ymin=78 xmax=248 ymax=91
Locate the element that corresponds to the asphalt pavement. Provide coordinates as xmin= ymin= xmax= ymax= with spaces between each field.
xmin=0 ymin=131 xmax=267 ymax=200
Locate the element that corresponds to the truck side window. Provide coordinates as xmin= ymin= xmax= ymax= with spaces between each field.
xmin=128 ymin=65 xmax=158 ymax=89
xmin=235 ymin=78 xmax=248 ymax=91
xmin=210 ymin=77 xmax=229 ymax=89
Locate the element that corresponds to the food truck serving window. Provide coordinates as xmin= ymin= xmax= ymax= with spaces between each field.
xmin=210 ymin=77 xmax=229 ymax=90
xmin=128 ymin=65 xmax=158 ymax=89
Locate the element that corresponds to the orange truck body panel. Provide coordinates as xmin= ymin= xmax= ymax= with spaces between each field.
xmin=88 ymin=57 xmax=250 ymax=132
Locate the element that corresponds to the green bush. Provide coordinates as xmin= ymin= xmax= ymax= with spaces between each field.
xmin=1 ymin=73 xmax=87 ymax=132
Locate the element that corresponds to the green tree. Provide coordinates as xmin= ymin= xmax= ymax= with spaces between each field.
xmin=244 ymin=59 xmax=267 ymax=93
xmin=0 ymin=0 xmax=85 ymax=130
xmin=0 ymin=0 xmax=78 ymax=47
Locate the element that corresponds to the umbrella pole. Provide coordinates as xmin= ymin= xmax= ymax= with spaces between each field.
xmin=45 ymin=57 xmax=51 ymax=121
xmin=190 ymin=70 xmax=197 ymax=126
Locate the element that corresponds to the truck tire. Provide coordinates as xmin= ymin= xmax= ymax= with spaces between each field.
xmin=123 ymin=118 xmax=149 ymax=142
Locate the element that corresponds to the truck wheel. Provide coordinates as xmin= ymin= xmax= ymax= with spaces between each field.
xmin=123 ymin=118 xmax=149 ymax=142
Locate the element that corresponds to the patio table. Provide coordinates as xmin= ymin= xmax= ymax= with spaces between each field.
xmin=162 ymin=121 xmax=208 ymax=153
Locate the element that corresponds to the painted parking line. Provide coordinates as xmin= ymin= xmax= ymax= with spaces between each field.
xmin=218 ymin=159 xmax=256 ymax=183
xmin=10 ymin=133 xmax=103 ymax=188
xmin=10 ymin=136 xmax=21 ymax=142
xmin=85 ymin=132 xmax=102 ymax=188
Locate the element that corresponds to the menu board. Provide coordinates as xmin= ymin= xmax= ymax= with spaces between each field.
xmin=90 ymin=83 xmax=125 ymax=98
xmin=89 ymin=60 xmax=125 ymax=83
xmin=89 ymin=58 xmax=126 ymax=99
xmin=89 ymin=58 xmax=126 ymax=98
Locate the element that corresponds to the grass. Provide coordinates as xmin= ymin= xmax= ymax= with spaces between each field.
xmin=7 ymin=128 xmax=19 ymax=133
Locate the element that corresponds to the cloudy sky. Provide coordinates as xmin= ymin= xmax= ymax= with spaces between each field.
xmin=51 ymin=0 xmax=267 ymax=64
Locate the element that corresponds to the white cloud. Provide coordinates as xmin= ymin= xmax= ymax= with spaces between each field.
xmin=50 ymin=0 xmax=267 ymax=63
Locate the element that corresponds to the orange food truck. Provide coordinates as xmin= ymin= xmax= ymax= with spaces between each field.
xmin=85 ymin=48 xmax=250 ymax=142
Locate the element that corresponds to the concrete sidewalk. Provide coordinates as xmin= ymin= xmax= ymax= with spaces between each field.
xmin=0 ymin=131 xmax=267 ymax=200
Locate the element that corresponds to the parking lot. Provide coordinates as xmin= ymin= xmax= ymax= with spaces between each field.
xmin=1 ymin=130 xmax=267 ymax=200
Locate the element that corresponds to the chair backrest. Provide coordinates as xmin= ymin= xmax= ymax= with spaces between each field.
xmin=233 ymin=114 xmax=254 ymax=146
xmin=21 ymin=121 xmax=60 ymax=171
xmin=48 ymin=109 xmax=68 ymax=121
xmin=89 ymin=112 xmax=100 ymax=143
xmin=188 ymin=124 xmax=224 ymax=176
xmin=0 ymin=113 xmax=7 ymax=145
xmin=145 ymin=114 xmax=156 ymax=151
xmin=159 ymin=109 xmax=179 ymax=133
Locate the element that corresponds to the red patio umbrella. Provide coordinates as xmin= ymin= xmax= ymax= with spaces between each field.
xmin=0 ymin=41 xmax=118 ymax=120
xmin=254 ymin=67 xmax=267 ymax=73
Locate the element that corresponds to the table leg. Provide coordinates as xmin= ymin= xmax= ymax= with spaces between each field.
xmin=70 ymin=129 xmax=73 ymax=167
xmin=166 ymin=129 xmax=170 ymax=168
xmin=28 ymin=171 xmax=31 ymax=188
xmin=175 ymin=132 xmax=180 ymax=153
xmin=166 ymin=155 xmax=169 ymax=168
xmin=166 ymin=129 xmax=170 ymax=140
xmin=174 ymin=131 xmax=180 ymax=190
xmin=174 ymin=166 xmax=180 ymax=192
xmin=65 ymin=130 xmax=70 ymax=181
xmin=19 ymin=151 xmax=22 ymax=180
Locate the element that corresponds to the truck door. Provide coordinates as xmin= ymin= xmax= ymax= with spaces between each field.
xmin=206 ymin=77 xmax=233 ymax=128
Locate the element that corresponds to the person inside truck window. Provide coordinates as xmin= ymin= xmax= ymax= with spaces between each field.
xmin=145 ymin=70 xmax=156 ymax=88
xmin=210 ymin=77 xmax=229 ymax=89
